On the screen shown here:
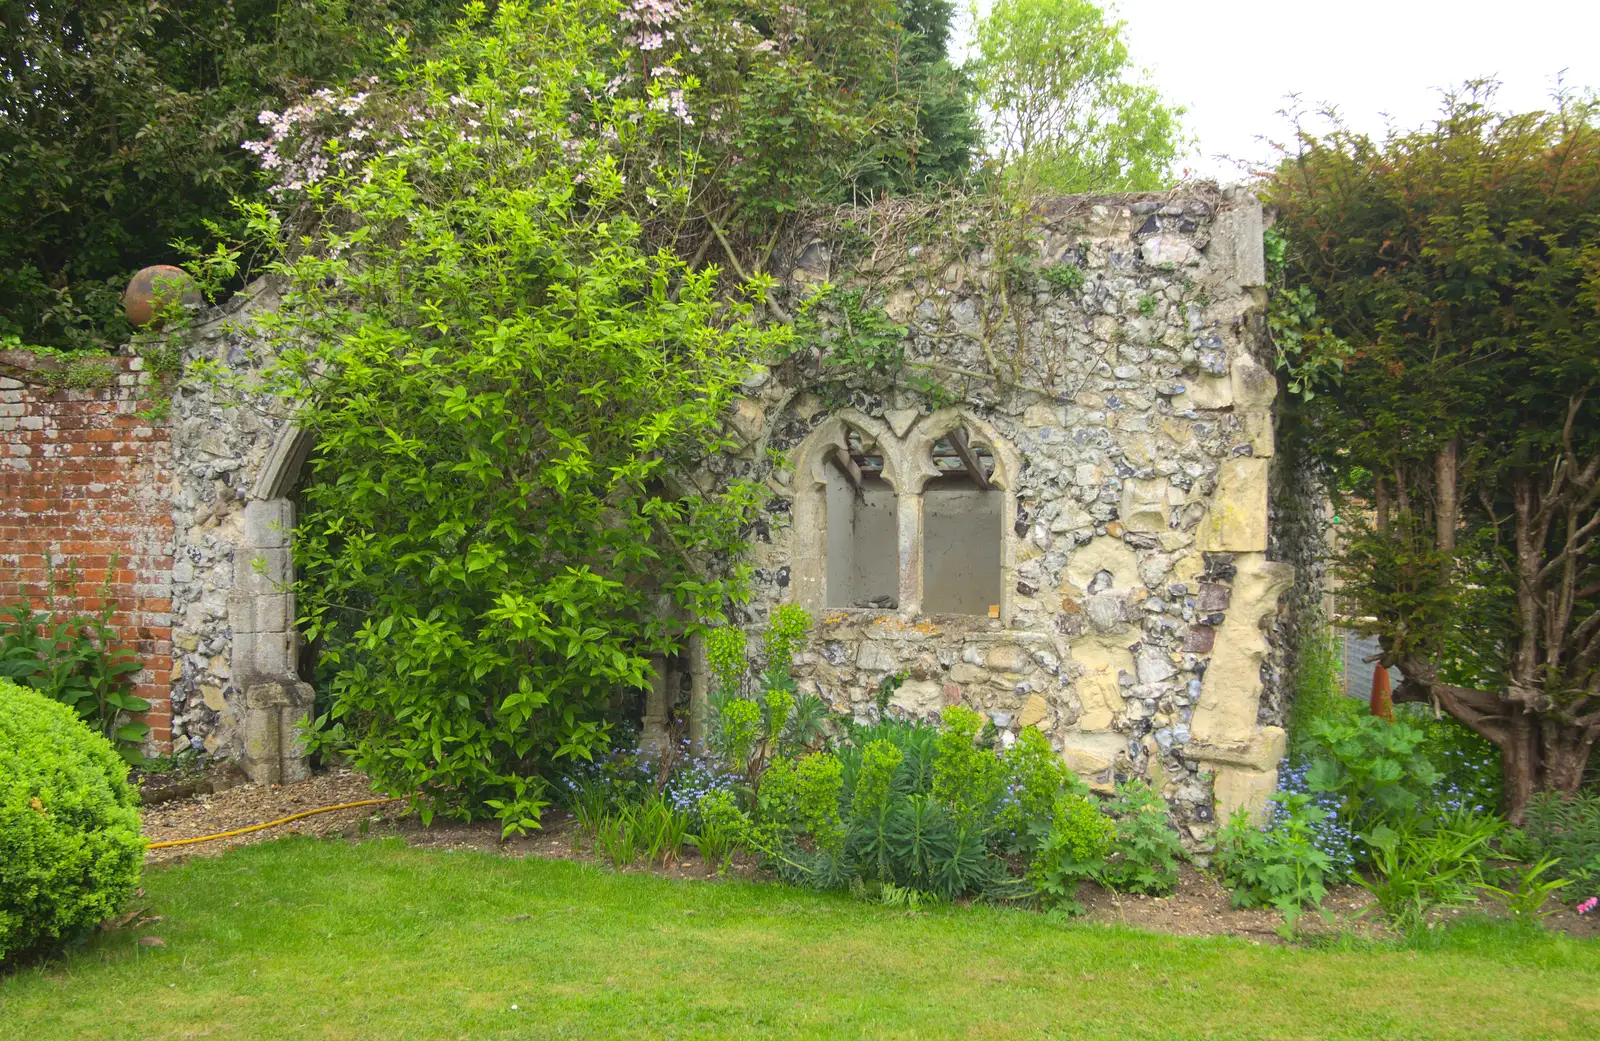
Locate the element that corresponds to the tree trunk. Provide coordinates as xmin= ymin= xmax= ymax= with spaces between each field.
xmin=1543 ymin=722 xmax=1598 ymax=795
xmin=1435 ymin=438 xmax=1459 ymax=554
xmin=1497 ymin=712 xmax=1598 ymax=820
xmin=1500 ymin=713 xmax=1539 ymax=822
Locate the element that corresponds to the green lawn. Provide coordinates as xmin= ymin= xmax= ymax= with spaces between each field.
xmin=3 ymin=839 xmax=1598 ymax=1040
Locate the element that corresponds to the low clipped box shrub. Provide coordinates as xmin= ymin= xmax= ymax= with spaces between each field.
xmin=1 ymin=680 xmax=145 ymax=963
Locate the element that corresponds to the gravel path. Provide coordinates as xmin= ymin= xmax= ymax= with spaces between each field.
xmin=141 ymin=768 xmax=403 ymax=865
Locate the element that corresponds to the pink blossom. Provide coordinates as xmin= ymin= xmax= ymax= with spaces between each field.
xmin=1580 ymin=897 xmax=1598 ymax=915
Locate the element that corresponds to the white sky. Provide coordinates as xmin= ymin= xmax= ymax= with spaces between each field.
xmin=957 ymin=0 xmax=1600 ymax=182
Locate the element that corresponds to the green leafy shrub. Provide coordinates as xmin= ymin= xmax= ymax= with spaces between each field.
xmin=1215 ymin=793 xmax=1335 ymax=934
xmin=793 ymin=752 xmax=847 ymax=855
xmin=1103 ymin=779 xmax=1184 ymax=895
xmin=1478 ymin=857 xmax=1572 ymax=924
xmin=1028 ymin=793 xmax=1115 ymax=915
xmin=1039 ymin=262 xmax=1086 ymax=293
xmin=994 ymin=727 xmax=1086 ymax=854
xmin=228 ymin=2 xmax=793 ymax=837
xmin=706 ymin=628 xmax=748 ymax=696
xmin=0 ymin=578 xmax=147 ymax=762
xmin=846 ymin=739 xmax=905 ymax=881
xmin=1 ymin=681 xmax=145 ymax=964
xmin=1305 ymin=715 xmax=1441 ymax=830
xmin=689 ymin=790 xmax=749 ymax=875
xmin=763 ymin=605 xmax=812 ymax=680
xmin=1358 ymin=809 xmax=1501 ymax=931
xmin=1513 ymin=791 xmax=1600 ymax=899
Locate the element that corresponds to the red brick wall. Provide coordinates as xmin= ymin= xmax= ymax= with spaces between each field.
xmin=0 ymin=354 xmax=174 ymax=753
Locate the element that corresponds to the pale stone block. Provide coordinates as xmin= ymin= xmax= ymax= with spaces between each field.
xmin=1064 ymin=536 xmax=1138 ymax=594
xmin=1120 ymin=477 xmax=1170 ymax=532
xmin=1209 ymin=193 xmax=1266 ymax=288
xmin=949 ymin=663 xmax=986 ymax=684
xmin=856 ymin=640 xmax=898 ymax=672
xmin=243 ymin=499 xmax=295 ymax=549
xmin=1179 ymin=375 xmax=1233 ymax=410
xmin=1197 ymin=457 xmax=1270 ymax=552
xmin=891 ymin=679 xmax=945 ymax=716
xmin=884 ymin=408 xmax=919 ymax=438
xmin=1230 ymin=355 xmax=1276 ymax=410
xmin=1190 ymin=555 xmax=1295 ymax=746
xmin=1188 ymin=726 xmax=1287 ymax=772
xmin=1018 ymin=694 xmax=1049 ymax=728
xmin=240 ymin=680 xmax=315 ymax=784
xmin=234 ymin=547 xmax=292 ymax=595
xmin=1210 ymin=764 xmax=1279 ymax=825
xmin=1070 ymin=634 xmax=1134 ymax=731
xmin=728 ymin=397 xmax=765 ymax=443
xmin=1060 ymin=731 xmax=1127 ymax=791
xmin=1241 ymin=411 xmax=1275 ymax=457
xmin=1023 ymin=404 xmax=1063 ymax=428
xmin=985 ymin=644 xmax=1028 ymax=672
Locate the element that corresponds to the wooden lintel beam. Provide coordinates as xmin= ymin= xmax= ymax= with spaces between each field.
xmin=948 ymin=428 xmax=992 ymax=490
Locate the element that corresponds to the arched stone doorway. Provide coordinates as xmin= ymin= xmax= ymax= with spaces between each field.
xmin=229 ymin=425 xmax=315 ymax=783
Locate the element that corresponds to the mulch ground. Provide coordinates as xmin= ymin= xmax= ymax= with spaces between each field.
xmin=138 ymin=767 xmax=1600 ymax=943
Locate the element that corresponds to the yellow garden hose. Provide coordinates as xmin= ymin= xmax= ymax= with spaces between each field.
xmin=146 ymin=797 xmax=406 ymax=849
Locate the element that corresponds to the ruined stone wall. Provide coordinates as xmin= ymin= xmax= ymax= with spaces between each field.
xmin=1 ymin=185 xmax=1308 ymax=833
xmin=702 ymin=185 xmax=1294 ymax=839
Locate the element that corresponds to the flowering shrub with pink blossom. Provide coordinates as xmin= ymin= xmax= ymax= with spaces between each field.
xmin=202 ymin=0 xmax=793 ymax=837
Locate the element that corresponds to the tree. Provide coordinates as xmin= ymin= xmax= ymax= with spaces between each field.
xmin=214 ymin=0 xmax=799 ymax=833
xmin=611 ymin=0 xmax=978 ymax=277
xmin=971 ymin=0 xmax=1186 ymax=192
xmin=1266 ymin=83 xmax=1600 ymax=817
xmin=0 ymin=0 xmax=458 ymax=352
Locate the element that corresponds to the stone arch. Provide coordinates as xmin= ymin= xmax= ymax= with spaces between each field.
xmin=229 ymin=422 xmax=315 ymax=783
xmin=789 ymin=411 xmax=904 ymax=614
xmin=787 ymin=408 xmax=1023 ymax=622
xmin=907 ymin=409 xmax=1022 ymax=622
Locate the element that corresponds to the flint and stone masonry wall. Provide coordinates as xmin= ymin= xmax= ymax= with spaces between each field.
xmin=0 ymin=185 xmax=1303 ymax=837
xmin=702 ymin=185 xmax=1296 ymax=839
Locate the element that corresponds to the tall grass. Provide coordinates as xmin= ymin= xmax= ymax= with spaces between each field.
xmin=1287 ymin=625 xmax=1355 ymax=755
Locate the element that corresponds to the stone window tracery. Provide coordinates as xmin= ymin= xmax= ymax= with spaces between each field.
xmin=791 ymin=408 xmax=1020 ymax=622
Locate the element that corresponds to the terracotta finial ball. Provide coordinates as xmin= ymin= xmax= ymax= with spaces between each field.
xmin=123 ymin=265 xmax=201 ymax=328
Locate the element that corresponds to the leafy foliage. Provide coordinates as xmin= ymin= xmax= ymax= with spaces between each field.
xmin=1357 ymin=809 xmax=1501 ymax=931
xmin=1478 ymin=856 xmax=1572 ymax=923
xmin=232 ymin=1 xmax=788 ymax=836
xmin=931 ymin=705 xmax=1006 ymax=831
xmin=0 ymin=0 xmax=460 ymax=351
xmin=1102 ymin=779 xmax=1183 ymax=896
xmin=1265 ymin=83 xmax=1600 ymax=811
xmin=1304 ymin=715 xmax=1441 ymax=832
xmin=1027 ymin=792 xmax=1115 ymax=916
xmin=993 ymin=726 xmax=1086 ymax=854
xmin=1512 ymin=791 xmax=1600 ymax=899
xmin=972 ymin=0 xmax=1186 ymax=192
xmin=1215 ymin=793 xmax=1336 ymax=935
xmin=762 ymin=604 xmax=813 ymax=681
xmin=0 ymin=681 xmax=144 ymax=964
xmin=0 ymin=570 xmax=147 ymax=762
xmin=688 ymin=789 xmax=748 ymax=875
